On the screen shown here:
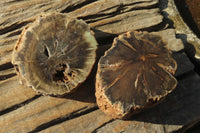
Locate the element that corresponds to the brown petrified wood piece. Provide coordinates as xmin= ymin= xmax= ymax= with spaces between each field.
xmin=96 ymin=31 xmax=177 ymax=119
xmin=11 ymin=12 xmax=98 ymax=95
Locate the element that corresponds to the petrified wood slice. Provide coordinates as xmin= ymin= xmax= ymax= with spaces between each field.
xmin=12 ymin=12 xmax=98 ymax=95
xmin=95 ymin=31 xmax=177 ymax=119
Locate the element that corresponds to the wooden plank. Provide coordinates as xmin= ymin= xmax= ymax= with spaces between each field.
xmin=40 ymin=110 xmax=112 ymax=133
xmin=0 ymin=76 xmax=37 ymax=112
xmin=68 ymin=0 xmax=159 ymax=18
xmin=0 ymin=68 xmax=15 ymax=76
xmin=0 ymin=96 xmax=96 ymax=133
xmin=0 ymin=0 xmax=160 ymax=41
xmin=0 ymin=67 xmax=16 ymax=81
xmin=92 ymin=8 xmax=163 ymax=38
xmin=0 ymin=0 xmax=89 ymax=30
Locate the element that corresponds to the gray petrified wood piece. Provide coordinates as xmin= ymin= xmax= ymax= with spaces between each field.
xmin=12 ymin=12 xmax=98 ymax=95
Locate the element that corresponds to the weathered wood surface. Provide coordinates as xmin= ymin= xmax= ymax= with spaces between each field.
xmin=0 ymin=0 xmax=163 ymax=65
xmin=0 ymin=0 xmax=199 ymax=132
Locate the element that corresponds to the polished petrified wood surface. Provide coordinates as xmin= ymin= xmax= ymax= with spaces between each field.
xmin=0 ymin=0 xmax=200 ymax=133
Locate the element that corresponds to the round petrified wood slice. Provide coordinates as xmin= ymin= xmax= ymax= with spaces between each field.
xmin=95 ymin=31 xmax=177 ymax=119
xmin=12 ymin=12 xmax=98 ymax=95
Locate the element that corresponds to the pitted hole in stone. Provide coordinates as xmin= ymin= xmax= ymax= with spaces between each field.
xmin=67 ymin=70 xmax=77 ymax=79
xmin=44 ymin=46 xmax=49 ymax=57
xmin=53 ymin=64 xmax=69 ymax=84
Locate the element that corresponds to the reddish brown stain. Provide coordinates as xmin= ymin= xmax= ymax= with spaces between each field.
xmin=175 ymin=0 xmax=200 ymax=37
xmin=186 ymin=0 xmax=200 ymax=30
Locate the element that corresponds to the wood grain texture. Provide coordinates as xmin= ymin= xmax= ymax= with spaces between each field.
xmin=0 ymin=0 xmax=162 ymax=66
xmin=40 ymin=110 xmax=113 ymax=133
xmin=0 ymin=0 xmax=199 ymax=132
xmin=68 ymin=0 xmax=159 ymax=18
xmin=0 ymin=96 xmax=96 ymax=133
xmin=0 ymin=76 xmax=37 ymax=112
xmin=0 ymin=67 xmax=16 ymax=81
